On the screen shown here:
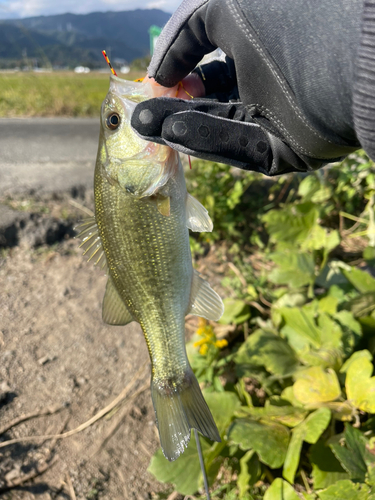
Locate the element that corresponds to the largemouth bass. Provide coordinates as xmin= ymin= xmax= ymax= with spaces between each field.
xmin=77 ymin=76 xmax=223 ymax=461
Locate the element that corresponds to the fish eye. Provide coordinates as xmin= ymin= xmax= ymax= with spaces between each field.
xmin=106 ymin=112 xmax=121 ymax=130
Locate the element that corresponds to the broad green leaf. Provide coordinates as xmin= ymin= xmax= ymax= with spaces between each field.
xmin=329 ymin=425 xmax=368 ymax=481
xmin=272 ymin=293 xmax=307 ymax=327
xmin=301 ymin=226 xmax=339 ymax=254
xmin=359 ymin=314 xmax=375 ymax=335
xmin=283 ymin=409 xmax=331 ymax=484
xmin=346 ymin=291 xmax=375 ymax=317
xmin=364 ymin=246 xmax=375 ymax=263
xmin=229 ymin=418 xmax=290 ymax=468
xmin=293 ymin=367 xmax=341 ymax=406
xmin=310 ymin=440 xmax=348 ymax=489
xmin=203 ymin=390 xmax=241 ymax=434
xmin=298 ymin=348 xmax=342 ymax=371
xmin=301 ymin=224 xmax=327 ymax=251
xmin=340 ymin=350 xmax=372 ymax=373
xmin=343 ymin=267 xmax=375 ymax=293
xmin=148 ymin=434 xmax=209 ymax=495
xmin=281 ymin=386 xmax=305 ymax=408
xmin=263 ymin=478 xmax=301 ymax=500
xmin=269 ymin=252 xmax=315 ymax=288
xmin=317 ymin=313 xmax=343 ymax=350
xmin=318 ymin=296 xmax=339 ymax=316
xmin=366 ymin=462 xmax=375 ymax=487
xmin=298 ymin=175 xmax=321 ymax=199
xmin=239 ymin=402 xmax=307 ymax=428
xmin=239 ymin=450 xmax=253 ymax=498
xmin=238 ymin=450 xmax=261 ymax=498
xmin=303 ymin=407 xmax=331 ymax=444
xmin=324 ymin=230 xmax=341 ymax=254
xmin=219 ymin=298 xmax=251 ymax=325
xmin=283 ymin=426 xmax=304 ymax=483
xmin=317 ymin=479 xmax=370 ymax=500
xmin=346 ymin=357 xmax=375 ymax=413
xmin=315 ymin=260 xmax=351 ymax=289
xmin=327 ymin=284 xmax=347 ymax=302
xmin=262 ymin=202 xmax=318 ymax=244
xmin=272 ymin=292 xmax=307 ymax=310
xmin=280 ymin=307 xmax=322 ymax=350
xmin=235 ymin=329 xmax=298 ymax=376
xmin=227 ymin=180 xmax=244 ymax=209
xmin=334 ymin=310 xmax=362 ymax=345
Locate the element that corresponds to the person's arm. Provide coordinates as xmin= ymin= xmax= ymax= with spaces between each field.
xmin=132 ymin=0 xmax=366 ymax=175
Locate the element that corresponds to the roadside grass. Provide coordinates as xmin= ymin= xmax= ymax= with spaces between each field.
xmin=0 ymin=71 xmax=144 ymax=117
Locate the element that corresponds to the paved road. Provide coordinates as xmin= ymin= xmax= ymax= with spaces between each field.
xmin=0 ymin=118 xmax=100 ymax=195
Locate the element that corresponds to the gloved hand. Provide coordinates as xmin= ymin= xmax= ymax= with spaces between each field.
xmin=131 ymin=0 xmax=363 ymax=175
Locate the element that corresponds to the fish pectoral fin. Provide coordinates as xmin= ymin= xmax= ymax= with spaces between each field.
xmin=75 ymin=217 xmax=108 ymax=273
xmin=102 ymin=278 xmax=134 ymax=325
xmin=188 ymin=270 xmax=224 ymax=321
xmin=186 ymin=193 xmax=213 ymax=233
xmin=151 ymin=370 xmax=220 ymax=462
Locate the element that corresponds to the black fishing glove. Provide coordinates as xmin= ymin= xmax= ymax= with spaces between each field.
xmin=131 ymin=0 xmax=364 ymax=176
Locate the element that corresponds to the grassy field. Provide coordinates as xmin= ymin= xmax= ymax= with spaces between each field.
xmin=0 ymin=70 xmax=144 ymax=117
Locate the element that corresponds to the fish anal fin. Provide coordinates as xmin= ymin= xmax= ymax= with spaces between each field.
xmin=75 ymin=217 xmax=108 ymax=272
xmin=151 ymin=369 xmax=220 ymax=462
xmin=102 ymin=278 xmax=134 ymax=325
xmin=186 ymin=193 xmax=213 ymax=232
xmin=188 ymin=269 xmax=224 ymax=321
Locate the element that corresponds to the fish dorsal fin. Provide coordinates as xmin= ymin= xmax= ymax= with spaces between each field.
xmin=188 ymin=270 xmax=224 ymax=321
xmin=102 ymin=278 xmax=134 ymax=325
xmin=75 ymin=217 xmax=108 ymax=273
xmin=186 ymin=193 xmax=213 ymax=233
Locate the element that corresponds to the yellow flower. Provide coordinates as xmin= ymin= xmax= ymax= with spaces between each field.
xmin=205 ymin=325 xmax=215 ymax=339
xmin=194 ymin=319 xmax=226 ymax=355
xmin=193 ymin=338 xmax=207 ymax=348
xmin=215 ymin=339 xmax=228 ymax=349
xmin=199 ymin=343 xmax=209 ymax=356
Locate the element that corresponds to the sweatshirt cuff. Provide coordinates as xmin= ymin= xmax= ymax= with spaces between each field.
xmin=353 ymin=0 xmax=375 ymax=160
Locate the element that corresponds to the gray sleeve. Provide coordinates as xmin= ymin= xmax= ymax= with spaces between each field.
xmin=353 ymin=1 xmax=375 ymax=160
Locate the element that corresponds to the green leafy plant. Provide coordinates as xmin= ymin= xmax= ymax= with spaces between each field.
xmin=151 ymin=153 xmax=375 ymax=499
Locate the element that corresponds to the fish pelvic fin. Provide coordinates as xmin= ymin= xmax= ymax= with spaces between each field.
xmin=151 ymin=369 xmax=221 ymax=462
xmin=102 ymin=277 xmax=134 ymax=325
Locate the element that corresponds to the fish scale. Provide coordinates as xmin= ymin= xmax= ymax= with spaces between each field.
xmin=96 ymin=164 xmax=190 ymax=380
xmin=77 ymin=75 xmax=224 ymax=461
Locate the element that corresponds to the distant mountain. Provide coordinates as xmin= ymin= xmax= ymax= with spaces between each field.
xmin=0 ymin=9 xmax=171 ymax=68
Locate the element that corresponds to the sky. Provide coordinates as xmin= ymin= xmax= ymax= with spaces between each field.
xmin=0 ymin=0 xmax=180 ymax=19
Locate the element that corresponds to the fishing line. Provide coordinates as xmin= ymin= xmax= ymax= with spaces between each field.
xmin=194 ymin=429 xmax=211 ymax=500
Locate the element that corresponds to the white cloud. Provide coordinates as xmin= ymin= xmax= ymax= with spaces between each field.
xmin=0 ymin=0 xmax=180 ymax=19
xmin=146 ymin=1 xmax=169 ymax=8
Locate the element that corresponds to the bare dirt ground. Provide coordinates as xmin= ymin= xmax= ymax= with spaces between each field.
xmin=0 ymin=191 xmax=177 ymax=499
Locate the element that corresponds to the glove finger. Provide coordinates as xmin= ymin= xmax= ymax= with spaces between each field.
xmin=161 ymin=110 xmax=272 ymax=173
xmin=148 ymin=0 xmax=216 ymax=87
xmin=131 ymin=97 xmax=256 ymax=140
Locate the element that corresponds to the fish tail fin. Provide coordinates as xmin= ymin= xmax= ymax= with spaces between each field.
xmin=151 ymin=369 xmax=221 ymax=462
